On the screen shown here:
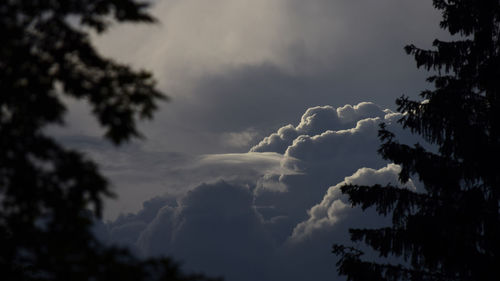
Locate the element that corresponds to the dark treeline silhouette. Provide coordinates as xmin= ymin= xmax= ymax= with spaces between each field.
xmin=0 ymin=1 xmax=218 ymax=280
xmin=334 ymin=0 xmax=500 ymax=280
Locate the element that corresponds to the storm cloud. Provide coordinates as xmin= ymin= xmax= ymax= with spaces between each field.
xmin=50 ymin=1 xmax=446 ymax=280
xmin=93 ymin=102 xmax=422 ymax=281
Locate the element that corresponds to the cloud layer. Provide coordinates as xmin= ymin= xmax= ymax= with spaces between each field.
xmin=95 ymin=102 xmax=420 ymax=281
xmin=68 ymin=0 xmax=445 ymax=155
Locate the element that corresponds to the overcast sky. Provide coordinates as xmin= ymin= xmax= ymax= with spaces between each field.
xmin=55 ymin=0 xmax=445 ymax=280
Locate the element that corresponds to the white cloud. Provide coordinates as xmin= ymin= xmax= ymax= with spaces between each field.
xmin=291 ymin=163 xmax=416 ymax=242
xmin=251 ymin=102 xmax=390 ymax=154
xmin=184 ymin=152 xmax=299 ymax=187
xmin=197 ymin=152 xmax=284 ymax=171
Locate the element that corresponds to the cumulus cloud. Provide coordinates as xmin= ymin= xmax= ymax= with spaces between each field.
xmin=62 ymin=102 xmax=424 ymax=221
xmin=96 ymin=102 xmax=424 ymax=281
xmin=291 ymin=163 xmax=416 ymax=242
xmin=251 ymin=102 xmax=389 ymax=154
xmin=100 ymin=165 xmax=413 ymax=281
xmin=104 ymin=181 xmax=273 ymax=281
xmin=251 ymin=103 xmax=408 ymax=241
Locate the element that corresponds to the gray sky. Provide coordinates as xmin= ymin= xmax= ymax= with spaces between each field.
xmin=55 ymin=1 xmax=445 ymax=280
xmin=81 ymin=0 xmax=444 ymax=153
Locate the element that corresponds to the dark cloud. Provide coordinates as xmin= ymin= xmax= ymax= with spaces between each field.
xmin=95 ymin=103 xmax=423 ymax=281
xmin=134 ymin=181 xmax=274 ymax=281
xmin=65 ymin=1 xmax=446 ymax=279
xmin=84 ymin=0 xmax=444 ymax=155
xmin=99 ymin=165 xmax=409 ymax=281
xmin=58 ymin=135 xmax=297 ymax=220
xmin=153 ymin=61 xmax=429 ymax=154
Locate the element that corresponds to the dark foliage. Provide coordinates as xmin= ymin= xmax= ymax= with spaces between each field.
xmin=333 ymin=0 xmax=500 ymax=280
xmin=0 ymin=1 xmax=219 ymax=280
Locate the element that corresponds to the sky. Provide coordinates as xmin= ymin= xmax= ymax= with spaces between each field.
xmin=54 ymin=0 xmax=445 ymax=280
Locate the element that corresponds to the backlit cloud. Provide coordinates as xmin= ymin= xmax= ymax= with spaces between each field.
xmin=96 ymin=102 xmax=421 ymax=281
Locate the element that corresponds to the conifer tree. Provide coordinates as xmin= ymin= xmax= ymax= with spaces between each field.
xmin=333 ymin=0 xmax=500 ymax=280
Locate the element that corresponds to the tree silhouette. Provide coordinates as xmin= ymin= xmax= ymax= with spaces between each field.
xmin=0 ymin=1 xmax=218 ymax=280
xmin=333 ymin=0 xmax=500 ymax=280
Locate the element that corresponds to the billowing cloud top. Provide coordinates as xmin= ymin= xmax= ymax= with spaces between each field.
xmin=291 ymin=164 xmax=416 ymax=242
xmin=251 ymin=102 xmax=389 ymax=154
